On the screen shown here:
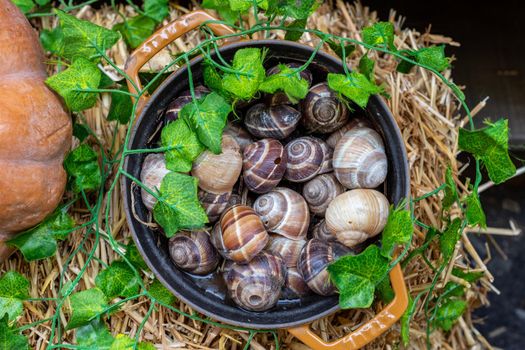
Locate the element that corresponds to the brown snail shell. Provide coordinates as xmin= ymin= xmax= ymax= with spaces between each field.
xmin=265 ymin=63 xmax=313 ymax=106
xmin=326 ymin=117 xmax=371 ymax=149
xmin=198 ymin=190 xmax=232 ymax=223
xmin=165 ymin=85 xmax=209 ymax=123
xmin=191 ymin=134 xmax=242 ymax=194
xmin=311 ymin=220 xmax=336 ymax=242
xmin=244 ymin=103 xmax=301 ymax=140
xmin=333 ymin=127 xmax=387 ymax=189
xmin=253 ymin=187 xmax=310 ymax=240
xmin=227 ymin=193 xmax=242 ymax=207
xmin=224 ymin=122 xmax=253 ymax=152
xmin=169 ymin=231 xmax=219 ymax=275
xmin=284 ymin=137 xmax=332 ymax=183
xmin=242 ymin=139 xmax=287 ymax=194
xmin=302 ymin=173 xmax=345 ymax=216
xmin=300 ymin=82 xmax=349 ymax=133
xmin=283 ymin=267 xmax=311 ymax=299
xmin=224 ymin=251 xmax=285 ymax=311
xmin=297 ymin=239 xmax=352 ymax=296
xmin=211 ymin=205 xmax=269 ymax=263
xmin=267 ymin=235 xmax=306 ymax=267
xmin=325 ymin=189 xmax=390 ymax=248
xmin=140 ymin=153 xmax=170 ymax=211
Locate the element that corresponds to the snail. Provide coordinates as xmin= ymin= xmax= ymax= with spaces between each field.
xmin=302 ymin=173 xmax=345 ymax=216
xmin=265 ymin=63 xmax=313 ymax=106
xmin=169 ymin=231 xmax=219 ymax=275
xmin=326 ymin=117 xmax=371 ymax=149
xmin=297 ymin=239 xmax=352 ymax=296
xmin=211 ymin=205 xmax=269 ymax=263
xmin=283 ymin=267 xmax=311 ymax=299
xmin=244 ymin=103 xmax=301 ymax=140
xmin=199 ymin=190 xmax=232 ymax=223
xmin=253 ymin=187 xmax=310 ymax=240
xmin=224 ymin=122 xmax=253 ymax=152
xmin=325 ymin=189 xmax=389 ymax=248
xmin=242 ymin=139 xmax=287 ymax=194
xmin=140 ymin=153 xmax=170 ymax=211
xmin=311 ymin=220 xmax=336 ymax=242
xmin=333 ymin=127 xmax=387 ymax=189
xmin=300 ymin=82 xmax=349 ymax=133
xmin=227 ymin=193 xmax=242 ymax=207
xmin=284 ymin=137 xmax=332 ymax=183
xmin=165 ymin=85 xmax=209 ymax=123
xmin=224 ymin=251 xmax=286 ymax=311
xmin=267 ymin=235 xmax=306 ymax=267
xmin=191 ymin=134 xmax=242 ymax=194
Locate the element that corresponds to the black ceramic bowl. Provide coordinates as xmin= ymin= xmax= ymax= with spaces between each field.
xmin=122 ymin=40 xmax=410 ymax=329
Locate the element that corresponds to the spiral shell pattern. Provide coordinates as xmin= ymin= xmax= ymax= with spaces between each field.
xmin=242 ymin=139 xmax=287 ymax=194
xmin=198 ymin=190 xmax=231 ymax=223
xmin=165 ymin=85 xmax=209 ymax=123
xmin=311 ymin=220 xmax=336 ymax=242
xmin=267 ymin=236 xmax=306 ymax=267
xmin=282 ymin=267 xmax=311 ymax=299
xmin=326 ymin=117 xmax=371 ymax=149
xmin=140 ymin=153 xmax=170 ymax=211
xmin=302 ymin=173 xmax=345 ymax=216
xmin=169 ymin=231 xmax=219 ymax=275
xmin=300 ymin=82 xmax=349 ymax=133
xmin=244 ymin=103 xmax=301 ymax=140
xmin=284 ymin=136 xmax=332 ymax=183
xmin=224 ymin=122 xmax=253 ymax=152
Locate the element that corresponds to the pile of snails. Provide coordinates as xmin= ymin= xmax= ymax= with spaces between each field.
xmin=140 ymin=62 xmax=391 ymax=312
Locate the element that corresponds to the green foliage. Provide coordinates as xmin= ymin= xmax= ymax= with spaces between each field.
xmin=229 ymin=0 xmax=268 ymax=11
xmin=439 ymin=218 xmax=462 ymax=260
xmin=64 ymin=144 xmax=102 ymax=193
xmin=361 ymin=22 xmax=395 ymax=51
xmin=452 ymin=268 xmax=484 ymax=283
xmin=259 ymin=64 xmax=310 ymax=103
xmin=67 ymin=288 xmax=108 ymax=330
xmin=201 ymin=0 xmax=239 ymax=24
xmin=0 ymin=272 xmax=29 ymax=322
xmin=375 ymin=276 xmax=394 ymax=304
xmin=266 ymin=0 xmax=319 ymax=20
xmin=327 ymin=72 xmax=382 ymax=108
xmin=107 ymin=86 xmax=134 ymax=124
xmin=432 ymin=299 xmax=467 ymax=331
xmin=284 ymin=18 xmax=307 ymax=41
xmin=380 ymin=204 xmax=413 ymax=258
xmin=222 ymin=48 xmax=266 ymax=100
xmin=143 ymin=0 xmax=169 ymax=23
xmin=12 ymin=0 xmax=34 ymax=14
xmin=95 ymin=261 xmax=141 ymax=300
xmin=40 ymin=27 xmax=64 ymax=55
xmin=109 ymin=334 xmax=156 ymax=350
xmin=358 ymin=55 xmax=375 ymax=81
xmin=465 ymin=191 xmax=487 ymax=228
xmin=114 ymin=16 xmax=157 ymax=49
xmin=326 ymin=39 xmax=355 ymax=59
xmin=148 ymin=280 xmax=176 ymax=305
xmin=76 ymin=319 xmax=114 ymax=350
xmin=125 ymin=243 xmax=149 ymax=271
xmin=397 ymin=46 xmax=450 ymax=74
xmin=73 ymin=122 xmax=91 ymax=142
xmin=0 ymin=315 xmax=28 ymax=350
xmin=400 ymin=295 xmax=416 ymax=346
xmin=203 ymin=61 xmax=231 ymax=98
xmin=161 ymin=118 xmax=205 ymax=172
xmin=442 ymin=166 xmax=457 ymax=211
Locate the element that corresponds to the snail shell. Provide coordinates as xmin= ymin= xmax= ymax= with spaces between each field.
xmin=302 ymin=173 xmax=345 ymax=216
xmin=325 ymin=189 xmax=390 ymax=248
xmin=265 ymin=63 xmax=313 ymax=106
xmin=224 ymin=251 xmax=286 ymax=311
xmin=300 ymin=82 xmax=349 ymax=133
xmin=165 ymin=85 xmax=209 ymax=123
xmin=227 ymin=193 xmax=242 ymax=207
xmin=326 ymin=117 xmax=371 ymax=149
xmin=267 ymin=235 xmax=306 ymax=267
xmin=169 ymin=231 xmax=219 ymax=275
xmin=198 ymin=190 xmax=232 ymax=223
xmin=284 ymin=137 xmax=332 ymax=183
xmin=333 ymin=127 xmax=387 ymax=189
xmin=311 ymin=220 xmax=336 ymax=242
xmin=242 ymin=139 xmax=287 ymax=194
xmin=224 ymin=122 xmax=253 ymax=152
xmin=244 ymin=103 xmax=301 ymax=140
xmin=282 ymin=267 xmax=311 ymax=299
xmin=140 ymin=153 xmax=170 ymax=211
xmin=253 ymin=187 xmax=310 ymax=240
xmin=297 ymin=239 xmax=352 ymax=296
xmin=211 ymin=205 xmax=269 ymax=263
xmin=191 ymin=134 xmax=242 ymax=194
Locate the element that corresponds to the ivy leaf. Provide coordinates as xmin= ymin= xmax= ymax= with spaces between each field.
xmin=375 ymin=275 xmax=394 ymax=304
xmin=109 ymin=334 xmax=155 ymax=350
xmin=228 ymin=0 xmax=268 ymax=11
xmin=361 ymin=22 xmax=395 ymax=51
xmin=55 ymin=10 xmax=120 ymax=62
xmin=108 ymin=86 xmax=133 ymax=124
xmin=458 ymin=119 xmax=516 ymax=184
xmin=259 ymin=64 xmax=310 ymax=104
xmin=266 ymin=0 xmax=319 ymax=20
xmin=201 ymin=0 xmax=239 ymax=25
xmin=222 ymin=48 xmax=266 ymax=101
xmin=380 ymin=204 xmax=413 ymax=259
xmin=148 ymin=279 xmax=176 ymax=305
xmin=40 ymin=27 xmax=64 ymax=56
xmin=400 ymin=295 xmax=416 ymax=346
xmin=8 ymin=209 xmax=75 ymax=261
xmin=180 ymin=92 xmax=232 ymax=154
xmin=465 ymin=191 xmax=487 ymax=229
xmin=0 ymin=315 xmax=28 ymax=350
xmin=143 ymin=0 xmax=169 ymax=23
xmin=67 ymin=288 xmax=108 ymax=330
xmin=203 ymin=61 xmax=230 ymax=98
xmin=326 ymin=39 xmax=355 ymax=59
xmin=439 ymin=218 xmax=462 ymax=260
xmin=125 ymin=242 xmax=149 ymax=271
xmin=284 ymin=18 xmax=307 ymax=41
xmin=442 ymin=166 xmax=457 ymax=211
xmin=73 ymin=123 xmax=91 ymax=142
xmin=432 ymin=299 xmax=467 ymax=331
xmin=152 ymin=172 xmax=208 ymax=237
xmin=114 ymin=15 xmax=157 ymax=49
xmin=413 ymin=45 xmax=449 ymax=72
xmin=34 ymin=0 xmax=50 ymax=5
xmin=64 ymin=144 xmax=102 ymax=193
xmin=95 ymin=261 xmax=141 ymax=300
xmin=161 ymin=118 xmax=205 ymax=172
xmin=12 ymin=0 xmax=34 ymax=14
xmin=327 ymin=245 xmax=389 ymax=309
xmin=76 ymin=319 xmax=114 ymax=350
xmin=327 ymin=72 xmax=382 ymax=108
xmin=0 ymin=272 xmax=30 ymax=322
xmin=358 ymin=55 xmax=375 ymax=81
xmin=452 ymin=268 xmax=483 ymax=283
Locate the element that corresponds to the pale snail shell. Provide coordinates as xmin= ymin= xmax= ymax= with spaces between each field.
xmin=244 ymin=103 xmax=301 ymax=140
xmin=297 ymin=239 xmax=351 ymax=296
xmin=265 ymin=64 xmax=313 ymax=106
xmin=300 ymin=82 xmax=349 ymax=133
xmin=165 ymin=85 xmax=209 ymax=123
xmin=224 ymin=122 xmax=253 ymax=152
xmin=311 ymin=220 xmax=336 ymax=242
xmin=191 ymin=134 xmax=242 ymax=194
xmin=224 ymin=251 xmax=286 ymax=311
xmin=326 ymin=117 xmax=371 ymax=149
xmin=242 ymin=139 xmax=287 ymax=194
xmin=253 ymin=187 xmax=310 ymax=240
xmin=302 ymin=173 xmax=345 ymax=216
xmin=325 ymin=189 xmax=390 ymax=248
xmin=282 ymin=267 xmax=311 ymax=299
xmin=267 ymin=235 xmax=306 ymax=267
xmin=140 ymin=153 xmax=169 ymax=211
xmin=169 ymin=231 xmax=219 ymax=275
xmin=284 ymin=136 xmax=333 ymax=183
xmin=198 ymin=190 xmax=231 ymax=223
xmin=211 ymin=205 xmax=269 ymax=263
xmin=333 ymin=127 xmax=387 ymax=189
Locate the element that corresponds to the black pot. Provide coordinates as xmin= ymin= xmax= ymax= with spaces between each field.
xmin=122 ymin=39 xmax=410 ymax=329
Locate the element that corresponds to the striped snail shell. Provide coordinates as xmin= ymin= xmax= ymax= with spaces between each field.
xmin=253 ymin=187 xmax=310 ymax=240
xmin=297 ymin=239 xmax=352 ymax=296
xmin=169 ymin=231 xmax=219 ymax=275
xmin=224 ymin=122 xmax=253 ymax=152
xmin=224 ymin=251 xmax=286 ymax=311
xmin=198 ymin=190 xmax=232 ymax=223
xmin=140 ymin=153 xmax=169 ymax=211
xmin=227 ymin=193 xmax=242 ymax=207
xmin=244 ymin=103 xmax=301 ymax=140
xmin=265 ymin=63 xmax=313 ymax=106
xmin=284 ymin=136 xmax=332 ymax=183
xmin=267 ymin=235 xmax=306 ymax=267
xmin=300 ymin=82 xmax=349 ymax=133
xmin=211 ymin=205 xmax=269 ymax=263
xmin=165 ymin=85 xmax=209 ymax=123
xmin=333 ymin=127 xmax=387 ymax=189
xmin=282 ymin=267 xmax=311 ymax=299
xmin=325 ymin=189 xmax=390 ymax=248
xmin=326 ymin=117 xmax=371 ymax=149
xmin=191 ymin=134 xmax=242 ymax=194
xmin=302 ymin=173 xmax=345 ymax=216
xmin=242 ymin=139 xmax=287 ymax=194
xmin=311 ymin=220 xmax=336 ymax=242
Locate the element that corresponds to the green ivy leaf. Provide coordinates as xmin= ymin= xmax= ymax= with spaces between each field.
xmin=222 ymin=48 xmax=266 ymax=101
xmin=439 ymin=218 xmax=462 ymax=260
xmin=201 ymin=0 xmax=239 ymax=25
xmin=73 ymin=123 xmax=91 ymax=142
xmin=259 ymin=64 xmax=310 ymax=104
xmin=114 ymin=15 xmax=157 ymax=49
xmin=109 ymin=334 xmax=155 ymax=350
xmin=361 ymin=21 xmax=395 ymax=51
xmin=432 ymin=299 xmax=467 ymax=331
xmin=458 ymin=119 xmax=516 ymax=184
xmin=327 ymin=72 xmax=382 ymax=108
xmin=67 ymin=288 xmax=109 ymax=330
xmin=266 ymin=0 xmax=319 ymax=20
xmin=284 ymin=18 xmax=307 ymax=41
xmin=143 ymin=0 xmax=169 ymax=23
xmin=375 ymin=275 xmax=394 ymax=304
xmin=442 ymin=166 xmax=457 ymax=211
xmin=161 ymin=118 xmax=205 ymax=172
xmin=400 ymin=295 xmax=416 ymax=346
xmin=40 ymin=27 xmax=64 ymax=56
xmin=380 ymin=204 xmax=413 ymax=259
xmin=413 ymin=45 xmax=449 ymax=72
xmin=0 ymin=315 xmax=28 ymax=350
xmin=12 ymin=0 xmax=34 ymax=14
xmin=125 ymin=242 xmax=149 ymax=271
xmin=64 ymin=144 xmax=102 ymax=193
xmin=45 ymin=58 xmax=101 ymax=112
xmin=95 ymin=261 xmax=141 ymax=300
xmin=148 ymin=279 xmax=176 ymax=305
xmin=76 ymin=319 xmax=114 ymax=350
xmin=465 ymin=191 xmax=487 ymax=229
xmin=203 ymin=61 xmax=230 ymax=98
xmin=326 ymin=39 xmax=355 ymax=59
xmin=228 ymin=0 xmax=268 ymax=11
xmin=34 ymin=0 xmax=51 ymax=5
xmin=152 ymin=172 xmax=208 ymax=237
xmin=442 ymin=281 xmax=465 ymax=299
xmin=0 ymin=272 xmax=30 ymax=322
xmin=327 ymin=245 xmax=389 ymax=309
xmin=107 ymin=86 xmax=133 ymax=124
xmin=358 ymin=55 xmax=375 ymax=81
xmin=452 ymin=268 xmax=484 ymax=283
